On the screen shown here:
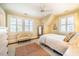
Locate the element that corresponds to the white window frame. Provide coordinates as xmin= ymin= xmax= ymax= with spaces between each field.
xmin=59 ymin=15 xmax=75 ymax=33
xmin=17 ymin=18 xmax=23 ymax=32
xmin=9 ymin=17 xmax=17 ymax=32
xmin=8 ymin=16 xmax=34 ymax=33
xmin=24 ymin=19 xmax=34 ymax=32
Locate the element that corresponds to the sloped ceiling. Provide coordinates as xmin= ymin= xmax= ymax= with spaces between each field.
xmin=0 ymin=3 xmax=79 ymax=17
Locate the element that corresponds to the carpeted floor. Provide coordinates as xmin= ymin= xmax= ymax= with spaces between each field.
xmin=16 ymin=43 xmax=50 ymax=56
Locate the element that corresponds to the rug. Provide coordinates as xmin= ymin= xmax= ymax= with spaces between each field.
xmin=16 ymin=43 xmax=50 ymax=56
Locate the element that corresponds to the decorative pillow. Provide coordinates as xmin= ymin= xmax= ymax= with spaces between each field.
xmin=64 ymin=32 xmax=76 ymax=42
xmin=64 ymin=37 xmax=68 ymax=42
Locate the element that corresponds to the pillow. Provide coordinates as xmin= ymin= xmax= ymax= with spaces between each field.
xmin=64 ymin=32 xmax=76 ymax=42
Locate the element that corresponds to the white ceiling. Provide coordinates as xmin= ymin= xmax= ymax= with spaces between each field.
xmin=0 ymin=3 xmax=79 ymax=17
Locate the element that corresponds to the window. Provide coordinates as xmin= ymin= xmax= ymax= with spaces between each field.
xmin=60 ymin=17 xmax=66 ymax=32
xmin=24 ymin=20 xmax=29 ymax=32
xmin=24 ymin=20 xmax=33 ymax=32
xmin=9 ymin=16 xmax=34 ymax=33
xmin=17 ymin=19 xmax=23 ymax=32
xmin=10 ymin=17 xmax=17 ymax=32
xmin=67 ymin=16 xmax=74 ymax=32
xmin=60 ymin=15 xmax=74 ymax=33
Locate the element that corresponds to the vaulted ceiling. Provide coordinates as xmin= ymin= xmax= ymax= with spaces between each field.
xmin=0 ymin=3 xmax=79 ymax=17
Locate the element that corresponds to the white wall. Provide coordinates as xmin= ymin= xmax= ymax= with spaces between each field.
xmin=0 ymin=7 xmax=6 ymax=27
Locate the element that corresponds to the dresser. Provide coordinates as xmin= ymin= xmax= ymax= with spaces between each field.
xmin=0 ymin=27 xmax=8 ymax=56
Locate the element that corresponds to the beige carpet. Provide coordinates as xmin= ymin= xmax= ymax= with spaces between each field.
xmin=16 ymin=43 xmax=50 ymax=56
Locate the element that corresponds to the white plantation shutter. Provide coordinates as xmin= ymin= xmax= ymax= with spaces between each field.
xmin=60 ymin=15 xmax=74 ymax=33
xmin=60 ymin=17 xmax=66 ymax=32
xmin=9 ymin=16 xmax=34 ymax=33
xmin=67 ymin=16 xmax=74 ymax=32
xmin=17 ymin=19 xmax=23 ymax=32
xmin=24 ymin=19 xmax=33 ymax=32
xmin=10 ymin=17 xmax=17 ymax=32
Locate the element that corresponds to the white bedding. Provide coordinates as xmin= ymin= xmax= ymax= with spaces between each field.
xmin=40 ymin=34 xmax=65 ymax=43
xmin=39 ymin=34 xmax=70 ymax=55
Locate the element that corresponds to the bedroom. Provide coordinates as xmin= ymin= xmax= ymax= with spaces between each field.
xmin=0 ymin=3 xmax=79 ymax=56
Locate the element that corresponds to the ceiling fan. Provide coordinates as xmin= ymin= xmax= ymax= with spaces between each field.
xmin=39 ymin=4 xmax=52 ymax=13
xmin=39 ymin=4 xmax=53 ymax=17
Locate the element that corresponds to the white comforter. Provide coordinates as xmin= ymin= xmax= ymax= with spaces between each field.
xmin=39 ymin=34 xmax=70 ymax=55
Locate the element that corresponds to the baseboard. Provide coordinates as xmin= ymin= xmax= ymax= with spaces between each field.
xmin=8 ymin=38 xmax=38 ymax=45
xmin=18 ymin=39 xmax=31 ymax=43
xmin=8 ymin=42 xmax=18 ymax=45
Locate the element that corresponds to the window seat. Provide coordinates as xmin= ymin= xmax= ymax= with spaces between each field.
xmin=8 ymin=32 xmax=38 ymax=44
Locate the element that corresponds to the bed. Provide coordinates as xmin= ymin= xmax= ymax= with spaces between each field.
xmin=39 ymin=33 xmax=75 ymax=55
